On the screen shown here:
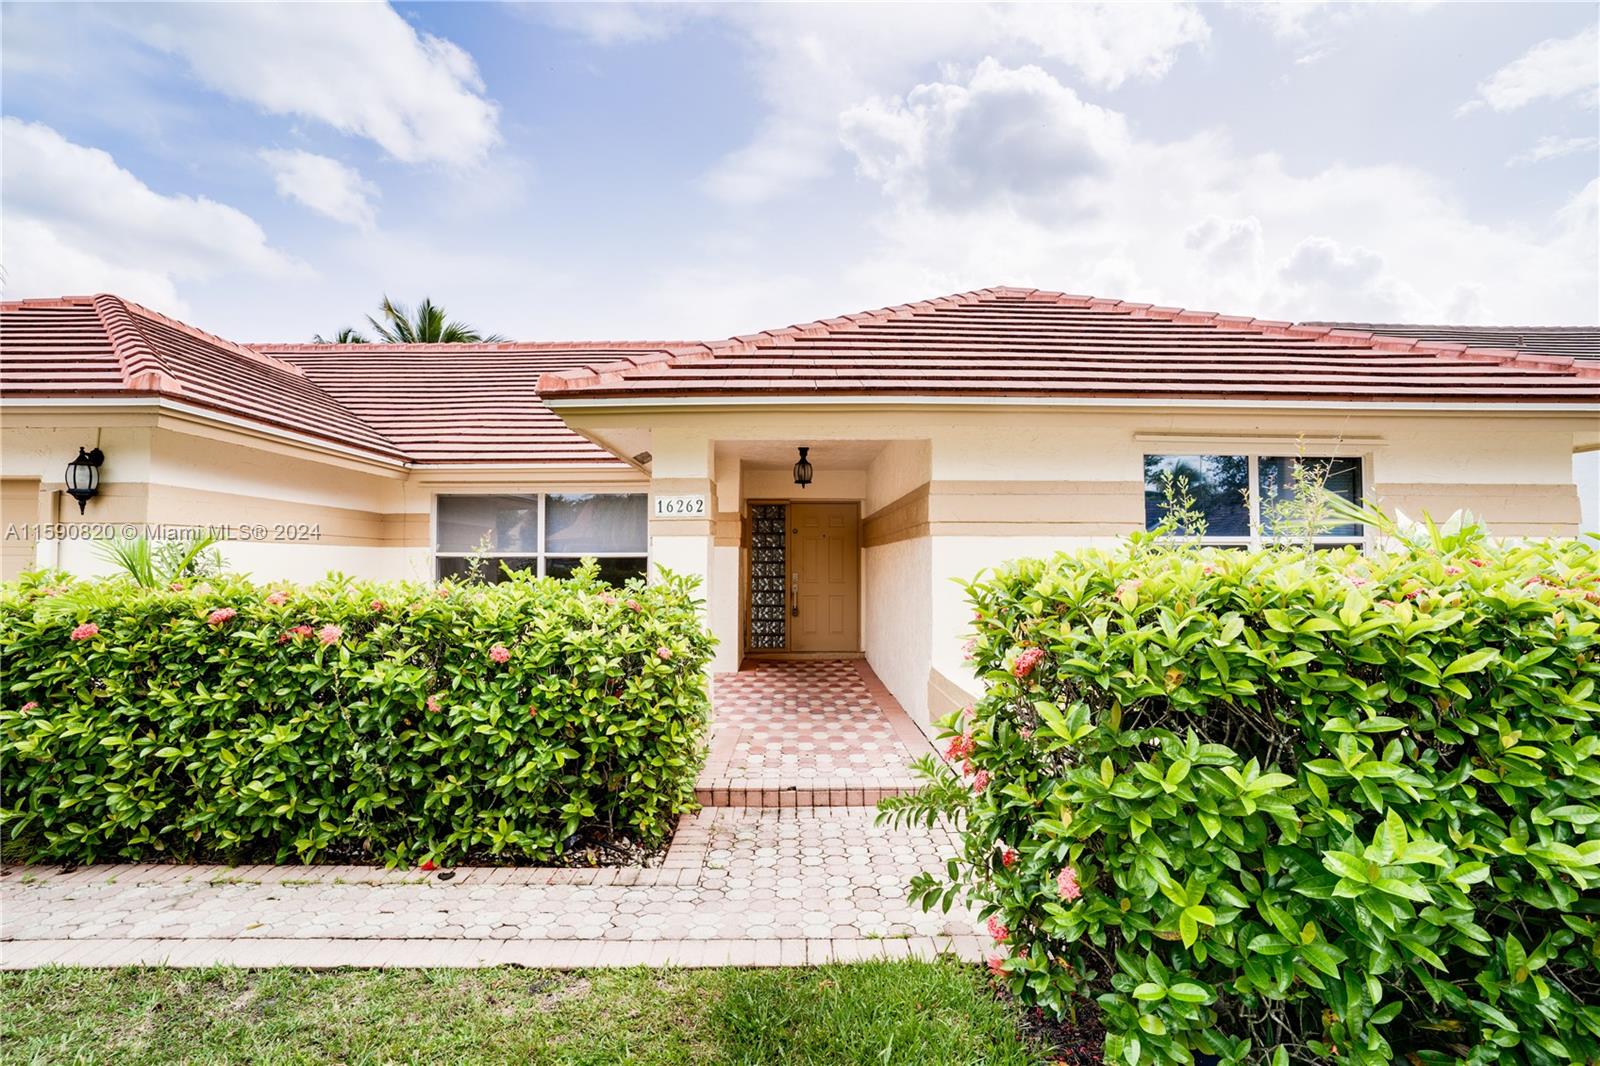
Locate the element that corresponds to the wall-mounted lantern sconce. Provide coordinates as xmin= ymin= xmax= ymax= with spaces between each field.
xmin=65 ymin=447 xmax=104 ymax=514
xmin=792 ymin=446 xmax=813 ymax=489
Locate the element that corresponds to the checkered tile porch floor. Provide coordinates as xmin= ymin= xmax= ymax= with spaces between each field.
xmin=695 ymin=660 xmax=939 ymax=808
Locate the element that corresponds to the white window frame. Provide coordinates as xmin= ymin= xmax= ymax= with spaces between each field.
xmin=1144 ymin=453 xmax=1369 ymax=550
xmin=432 ymin=492 xmax=649 ymax=580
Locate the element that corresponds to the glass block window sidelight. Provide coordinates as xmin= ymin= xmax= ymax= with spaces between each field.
xmin=748 ymin=503 xmax=788 ymax=650
xmin=1144 ymin=454 xmax=1365 ymax=547
xmin=435 ymin=493 xmax=648 ymax=583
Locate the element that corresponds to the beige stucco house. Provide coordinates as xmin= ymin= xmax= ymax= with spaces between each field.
xmin=3 ymin=287 xmax=1597 ymax=728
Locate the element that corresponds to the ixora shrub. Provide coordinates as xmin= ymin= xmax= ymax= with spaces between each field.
xmin=884 ymin=521 xmax=1600 ymax=1066
xmin=1 ymin=563 xmax=715 ymax=866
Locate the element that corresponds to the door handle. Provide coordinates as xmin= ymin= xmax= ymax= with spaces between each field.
xmin=790 ymin=571 xmax=798 ymax=616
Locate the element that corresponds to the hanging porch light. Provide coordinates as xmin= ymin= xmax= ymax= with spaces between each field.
xmin=65 ymin=447 xmax=104 ymax=514
xmin=792 ymin=446 xmax=813 ymax=489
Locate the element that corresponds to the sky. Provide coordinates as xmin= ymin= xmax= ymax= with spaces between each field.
xmin=2 ymin=1 xmax=1597 ymax=343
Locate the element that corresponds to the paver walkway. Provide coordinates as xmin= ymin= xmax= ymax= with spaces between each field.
xmin=1 ymin=661 xmax=979 ymax=970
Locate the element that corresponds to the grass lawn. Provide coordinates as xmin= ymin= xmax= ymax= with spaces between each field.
xmin=0 ymin=959 xmax=1056 ymax=1065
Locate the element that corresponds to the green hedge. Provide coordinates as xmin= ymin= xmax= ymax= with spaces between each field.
xmin=886 ymin=525 xmax=1600 ymax=1065
xmin=1 ymin=564 xmax=715 ymax=866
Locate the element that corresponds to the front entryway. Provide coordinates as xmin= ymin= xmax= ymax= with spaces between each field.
xmin=745 ymin=501 xmax=860 ymax=655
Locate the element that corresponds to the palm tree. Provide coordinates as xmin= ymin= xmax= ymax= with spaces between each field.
xmin=312 ymin=326 xmax=370 ymax=344
xmin=314 ymin=296 xmax=504 ymax=344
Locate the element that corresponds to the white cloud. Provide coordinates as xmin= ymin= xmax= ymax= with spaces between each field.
xmin=1459 ymin=25 xmax=1599 ymax=115
xmin=673 ymin=3 xmax=1209 ymax=204
xmin=118 ymin=3 xmax=499 ymax=165
xmin=260 ymin=149 xmax=380 ymax=230
xmin=835 ymin=62 xmax=1599 ymax=324
xmin=840 ymin=59 xmax=1129 ymax=209
xmin=1507 ymin=134 xmax=1600 ymax=167
xmin=0 ymin=118 xmax=296 ymax=310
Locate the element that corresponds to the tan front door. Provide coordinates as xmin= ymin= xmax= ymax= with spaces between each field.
xmin=789 ymin=502 xmax=860 ymax=653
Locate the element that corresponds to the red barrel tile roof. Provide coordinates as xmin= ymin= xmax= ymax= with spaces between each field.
xmin=2 ymin=295 xmax=406 ymax=460
xmin=256 ymin=341 xmax=687 ymax=464
xmin=1 ymin=295 xmax=688 ymax=466
xmin=6 ymin=288 xmax=1597 ymax=472
xmin=538 ymin=287 xmax=1600 ymax=405
xmin=1302 ymin=322 xmax=1600 ymax=363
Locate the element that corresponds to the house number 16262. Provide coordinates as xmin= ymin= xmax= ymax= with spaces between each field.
xmin=653 ymin=495 xmax=707 ymax=517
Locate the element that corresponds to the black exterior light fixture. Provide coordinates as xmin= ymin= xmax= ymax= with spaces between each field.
xmin=792 ymin=446 xmax=813 ymax=489
xmin=65 ymin=447 xmax=104 ymax=513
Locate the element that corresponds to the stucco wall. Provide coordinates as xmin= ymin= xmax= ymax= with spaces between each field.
xmin=864 ymin=534 xmax=932 ymax=722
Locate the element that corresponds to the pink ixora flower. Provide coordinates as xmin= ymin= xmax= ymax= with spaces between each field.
xmin=425 ymin=695 xmax=441 ymax=714
xmin=600 ymin=593 xmax=616 ymax=606
xmin=962 ymin=638 xmax=977 ymax=662
xmin=488 ymin=644 xmax=511 ymax=664
xmin=370 ymin=599 xmax=386 ymax=612
xmin=1115 ymin=578 xmax=1144 ymax=599
xmin=1443 ymin=566 xmax=1464 ymax=577
xmin=264 ymin=589 xmax=289 ymax=606
xmin=987 ymin=955 xmax=1007 ymax=978
xmin=970 ymin=769 xmax=991 ymax=792
xmin=206 ymin=607 xmax=236 ymax=627
xmin=1019 ymin=727 xmax=1034 ymax=740
xmin=1012 ymin=647 xmax=1046 ymax=679
xmin=317 ymin=624 xmax=342 ymax=645
xmin=19 ymin=701 xmax=38 ymax=714
xmin=945 ymin=732 xmax=975 ymax=761
xmin=626 ymin=599 xmax=642 ymax=612
xmin=1468 ymin=558 xmax=1488 ymax=568
xmin=656 ymin=646 xmax=672 ymax=660
xmin=1001 ymin=847 xmax=1018 ymax=869
xmin=436 ymin=586 xmax=451 ymax=598
xmin=987 ymin=915 xmax=1010 ymax=943
xmin=1056 ymin=865 xmax=1082 ymax=902
xmin=70 ymin=622 xmax=99 ymax=641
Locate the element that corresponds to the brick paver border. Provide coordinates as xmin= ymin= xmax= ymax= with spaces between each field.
xmin=0 ymin=934 xmax=983 ymax=970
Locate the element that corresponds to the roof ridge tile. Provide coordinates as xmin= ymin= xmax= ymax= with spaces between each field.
xmin=91 ymin=294 xmax=184 ymax=394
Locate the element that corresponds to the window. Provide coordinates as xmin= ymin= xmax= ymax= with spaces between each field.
xmin=1144 ymin=454 xmax=1364 ymax=547
xmin=435 ymin=493 xmax=648 ymax=582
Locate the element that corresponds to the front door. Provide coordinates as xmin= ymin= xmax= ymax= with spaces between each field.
xmin=789 ymin=502 xmax=860 ymax=653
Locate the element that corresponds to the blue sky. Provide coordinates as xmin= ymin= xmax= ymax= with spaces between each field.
xmin=3 ymin=2 xmax=1596 ymax=342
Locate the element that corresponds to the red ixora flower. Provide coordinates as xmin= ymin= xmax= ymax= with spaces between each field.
xmin=987 ymin=915 xmax=1010 ymax=942
xmin=278 ymin=624 xmax=314 ymax=644
xmin=1468 ymin=558 xmax=1488 ymax=568
xmin=418 ymin=860 xmax=437 ymax=872
xmin=436 ymin=586 xmax=451 ymax=598
xmin=489 ymin=644 xmax=512 ymax=664
xmin=970 ymin=769 xmax=991 ymax=792
xmin=317 ymin=624 xmax=342 ymax=645
xmin=987 ymin=955 xmax=1007 ymax=978
xmin=1056 ymin=865 xmax=1082 ymax=902
xmin=206 ymin=607 xmax=236 ymax=627
xmin=1001 ymin=848 xmax=1018 ymax=869
xmin=945 ymin=732 xmax=975 ymax=761
xmin=265 ymin=590 xmax=289 ymax=606
xmin=1012 ymin=647 xmax=1046 ymax=679
xmin=70 ymin=622 xmax=99 ymax=641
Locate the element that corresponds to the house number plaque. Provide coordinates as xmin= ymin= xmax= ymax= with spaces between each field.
xmin=653 ymin=494 xmax=708 ymax=518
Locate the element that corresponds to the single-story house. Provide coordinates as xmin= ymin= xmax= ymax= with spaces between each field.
xmin=3 ymin=286 xmax=1597 ymax=727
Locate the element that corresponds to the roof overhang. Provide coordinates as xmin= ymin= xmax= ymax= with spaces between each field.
xmin=545 ymin=394 xmax=1600 ymax=415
